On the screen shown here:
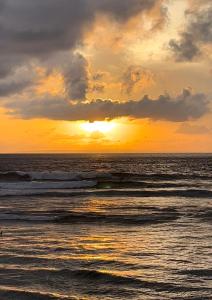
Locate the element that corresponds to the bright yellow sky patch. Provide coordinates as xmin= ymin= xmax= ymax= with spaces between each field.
xmin=81 ymin=121 xmax=116 ymax=134
xmin=36 ymin=71 xmax=65 ymax=96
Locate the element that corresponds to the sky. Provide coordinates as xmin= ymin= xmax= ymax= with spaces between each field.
xmin=0 ymin=0 xmax=212 ymax=153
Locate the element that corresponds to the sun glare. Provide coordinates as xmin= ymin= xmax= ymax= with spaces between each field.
xmin=81 ymin=121 xmax=116 ymax=133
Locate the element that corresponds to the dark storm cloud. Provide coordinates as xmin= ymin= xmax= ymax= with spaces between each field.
xmin=6 ymin=89 xmax=209 ymax=122
xmin=0 ymin=0 xmax=89 ymax=56
xmin=0 ymin=0 xmax=162 ymax=99
xmin=169 ymin=33 xmax=200 ymax=61
xmin=169 ymin=5 xmax=212 ymax=61
xmin=0 ymin=0 xmax=160 ymax=57
xmin=63 ymin=53 xmax=89 ymax=101
xmin=0 ymin=58 xmax=18 ymax=79
xmin=91 ymin=0 xmax=157 ymax=21
xmin=0 ymin=79 xmax=31 ymax=97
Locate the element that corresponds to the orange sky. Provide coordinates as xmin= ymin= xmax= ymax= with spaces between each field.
xmin=0 ymin=0 xmax=211 ymax=153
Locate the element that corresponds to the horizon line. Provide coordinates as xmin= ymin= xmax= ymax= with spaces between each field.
xmin=0 ymin=152 xmax=212 ymax=155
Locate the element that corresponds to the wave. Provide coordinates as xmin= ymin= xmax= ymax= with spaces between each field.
xmin=0 ymin=171 xmax=31 ymax=182
xmin=54 ymin=210 xmax=180 ymax=225
xmin=0 ymin=268 xmax=208 ymax=294
xmin=194 ymin=209 xmax=212 ymax=223
xmin=1 ymin=188 xmax=211 ymax=198
xmin=0 ymin=209 xmax=180 ymax=225
xmin=0 ymin=170 xmax=211 ymax=199
xmin=0 ymin=287 xmax=73 ymax=300
xmin=0 ymin=213 xmax=55 ymax=222
xmin=0 ymin=170 xmax=211 ymax=183
xmin=0 ymin=180 xmax=97 ymax=190
xmin=179 ymin=269 xmax=212 ymax=278
xmin=70 ymin=269 xmax=208 ymax=292
xmin=111 ymin=172 xmax=212 ymax=181
xmin=0 ymin=171 xmax=112 ymax=182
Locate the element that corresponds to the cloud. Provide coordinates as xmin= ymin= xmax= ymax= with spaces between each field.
xmin=122 ymin=66 xmax=154 ymax=94
xmin=0 ymin=0 xmax=163 ymax=98
xmin=92 ymin=72 xmax=107 ymax=81
xmin=169 ymin=33 xmax=200 ymax=62
xmin=90 ymin=71 xmax=108 ymax=94
xmin=63 ymin=53 xmax=89 ymax=101
xmin=0 ymin=0 xmax=160 ymax=58
xmin=0 ymin=56 xmax=25 ymax=79
xmin=0 ymin=63 xmax=37 ymax=97
xmin=176 ymin=123 xmax=212 ymax=135
xmin=6 ymin=89 xmax=209 ymax=122
xmin=90 ymin=83 xmax=105 ymax=94
xmin=169 ymin=4 xmax=212 ymax=61
xmin=91 ymin=0 xmax=157 ymax=22
xmin=0 ymin=79 xmax=32 ymax=97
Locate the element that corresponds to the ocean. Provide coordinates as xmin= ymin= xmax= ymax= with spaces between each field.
xmin=0 ymin=154 xmax=211 ymax=299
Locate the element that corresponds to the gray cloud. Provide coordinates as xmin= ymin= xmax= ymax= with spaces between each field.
xmin=90 ymin=83 xmax=105 ymax=94
xmin=122 ymin=66 xmax=154 ymax=94
xmin=0 ymin=63 xmax=36 ymax=97
xmin=0 ymin=0 xmax=159 ymax=58
xmin=0 ymin=0 xmax=162 ymax=98
xmin=63 ymin=53 xmax=89 ymax=101
xmin=6 ymin=89 xmax=209 ymax=122
xmin=0 ymin=79 xmax=31 ymax=97
xmin=0 ymin=56 xmax=25 ymax=79
xmin=92 ymin=72 xmax=106 ymax=81
xmin=91 ymin=0 xmax=157 ymax=22
xmin=90 ymin=72 xmax=107 ymax=94
xmin=169 ymin=33 xmax=200 ymax=62
xmin=169 ymin=4 xmax=212 ymax=61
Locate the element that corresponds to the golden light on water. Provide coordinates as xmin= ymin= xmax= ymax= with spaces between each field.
xmin=81 ymin=121 xmax=116 ymax=134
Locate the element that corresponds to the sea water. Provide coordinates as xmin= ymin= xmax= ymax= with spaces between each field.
xmin=0 ymin=154 xmax=211 ymax=299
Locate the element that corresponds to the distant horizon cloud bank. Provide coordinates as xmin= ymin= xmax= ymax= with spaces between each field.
xmin=5 ymin=89 xmax=210 ymax=123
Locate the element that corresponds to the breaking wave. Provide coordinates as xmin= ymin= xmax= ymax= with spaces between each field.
xmin=0 ymin=170 xmax=212 ymax=182
xmin=0 ymin=170 xmax=211 ymax=199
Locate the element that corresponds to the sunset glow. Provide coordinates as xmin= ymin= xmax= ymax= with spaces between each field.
xmin=81 ymin=121 xmax=116 ymax=134
xmin=0 ymin=2 xmax=211 ymax=299
xmin=0 ymin=0 xmax=211 ymax=153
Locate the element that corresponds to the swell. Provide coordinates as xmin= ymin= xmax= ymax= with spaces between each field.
xmin=0 ymin=209 xmax=180 ymax=225
xmin=0 ymin=255 xmax=138 ymax=271
xmin=0 ymin=170 xmax=212 ymax=182
xmin=0 ymin=170 xmax=211 ymax=199
xmin=179 ymin=269 xmax=212 ymax=278
xmin=194 ymin=209 xmax=212 ymax=223
xmin=54 ymin=210 xmax=180 ymax=225
xmin=2 ymin=188 xmax=211 ymax=198
xmin=0 ymin=268 xmax=209 ymax=294
xmin=0 ymin=287 xmax=73 ymax=300
xmin=111 ymin=172 xmax=212 ymax=181
xmin=0 ymin=180 xmax=97 ymax=190
xmin=0 ymin=171 xmax=110 ymax=182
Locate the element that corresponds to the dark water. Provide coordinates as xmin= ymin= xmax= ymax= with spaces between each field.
xmin=0 ymin=154 xmax=211 ymax=299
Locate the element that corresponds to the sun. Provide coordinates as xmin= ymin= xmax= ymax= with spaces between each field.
xmin=81 ymin=121 xmax=116 ymax=133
